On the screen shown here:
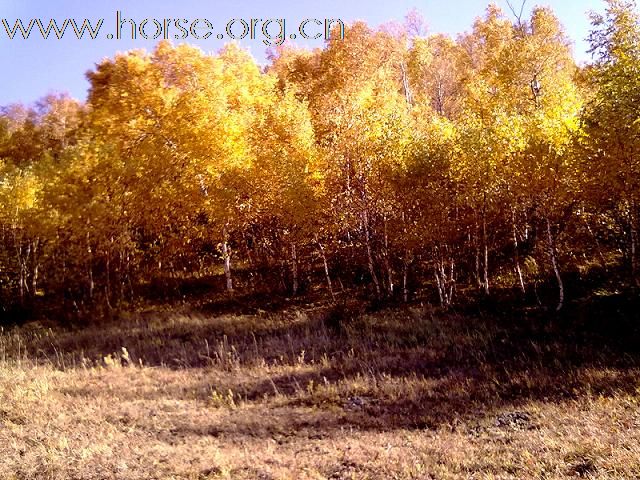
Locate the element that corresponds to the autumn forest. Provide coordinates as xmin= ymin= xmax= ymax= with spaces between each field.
xmin=0 ymin=0 xmax=639 ymax=320
xmin=3 ymin=1 xmax=640 ymax=478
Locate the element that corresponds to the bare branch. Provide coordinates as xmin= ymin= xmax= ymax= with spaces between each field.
xmin=505 ymin=0 xmax=528 ymax=28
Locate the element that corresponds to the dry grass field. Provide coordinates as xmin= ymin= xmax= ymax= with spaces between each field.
xmin=1 ymin=297 xmax=640 ymax=479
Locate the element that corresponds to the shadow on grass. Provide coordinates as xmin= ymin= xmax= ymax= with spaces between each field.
xmin=3 ymin=289 xmax=640 ymax=435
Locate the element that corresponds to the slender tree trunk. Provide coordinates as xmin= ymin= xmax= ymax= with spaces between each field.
xmin=475 ymin=228 xmax=482 ymax=290
xmin=434 ymin=264 xmax=444 ymax=306
xmin=403 ymin=255 xmax=410 ymax=303
xmin=105 ymin=250 xmax=113 ymax=310
xmin=31 ymin=238 xmax=39 ymax=295
xmin=87 ymin=233 xmax=94 ymax=301
xmin=383 ymin=217 xmax=393 ymax=296
xmin=222 ymin=227 xmax=233 ymax=293
xmin=400 ymin=61 xmax=414 ymax=106
xmin=17 ymin=240 xmax=31 ymax=303
xmin=482 ymin=201 xmax=490 ymax=296
xmin=126 ymin=252 xmax=134 ymax=301
xmin=243 ymin=232 xmax=256 ymax=291
xmin=119 ymin=250 xmax=126 ymax=302
xmin=61 ymin=252 xmax=67 ymax=309
xmin=17 ymin=243 xmax=24 ymax=305
xmin=533 ymin=279 xmax=542 ymax=306
xmin=32 ymin=262 xmax=39 ymax=296
xmin=512 ymin=208 xmax=526 ymax=294
xmin=317 ymin=239 xmax=335 ymax=302
xmin=277 ymin=260 xmax=286 ymax=291
xmin=362 ymin=210 xmax=381 ymax=297
xmin=24 ymin=243 xmax=30 ymax=298
xmin=291 ymin=242 xmax=299 ymax=296
xmin=584 ymin=215 xmax=608 ymax=273
xmin=448 ymin=258 xmax=456 ymax=303
xmin=434 ymin=249 xmax=454 ymax=307
xmin=630 ymin=201 xmax=638 ymax=286
xmin=546 ymin=217 xmax=564 ymax=312
xmin=88 ymin=264 xmax=94 ymax=301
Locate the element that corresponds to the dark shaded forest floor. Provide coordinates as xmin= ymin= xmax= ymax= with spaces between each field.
xmin=1 ymin=289 xmax=640 ymax=479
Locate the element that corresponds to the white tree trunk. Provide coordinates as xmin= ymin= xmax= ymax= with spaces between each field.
xmin=512 ymin=209 xmax=526 ymax=294
xmin=222 ymin=228 xmax=233 ymax=293
xmin=318 ymin=240 xmax=335 ymax=301
xmin=434 ymin=251 xmax=455 ymax=307
xmin=546 ymin=218 xmax=564 ymax=312
xmin=362 ymin=210 xmax=381 ymax=297
xmin=482 ymin=209 xmax=490 ymax=296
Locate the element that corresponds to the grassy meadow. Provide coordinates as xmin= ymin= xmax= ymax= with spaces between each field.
xmin=1 ymin=292 xmax=639 ymax=479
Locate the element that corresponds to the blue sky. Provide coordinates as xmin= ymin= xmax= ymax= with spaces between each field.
xmin=0 ymin=0 xmax=606 ymax=106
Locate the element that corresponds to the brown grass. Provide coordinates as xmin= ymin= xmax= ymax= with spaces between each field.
xmin=1 ymin=301 xmax=640 ymax=479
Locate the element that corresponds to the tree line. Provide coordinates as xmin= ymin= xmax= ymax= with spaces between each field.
xmin=0 ymin=0 xmax=638 ymax=318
